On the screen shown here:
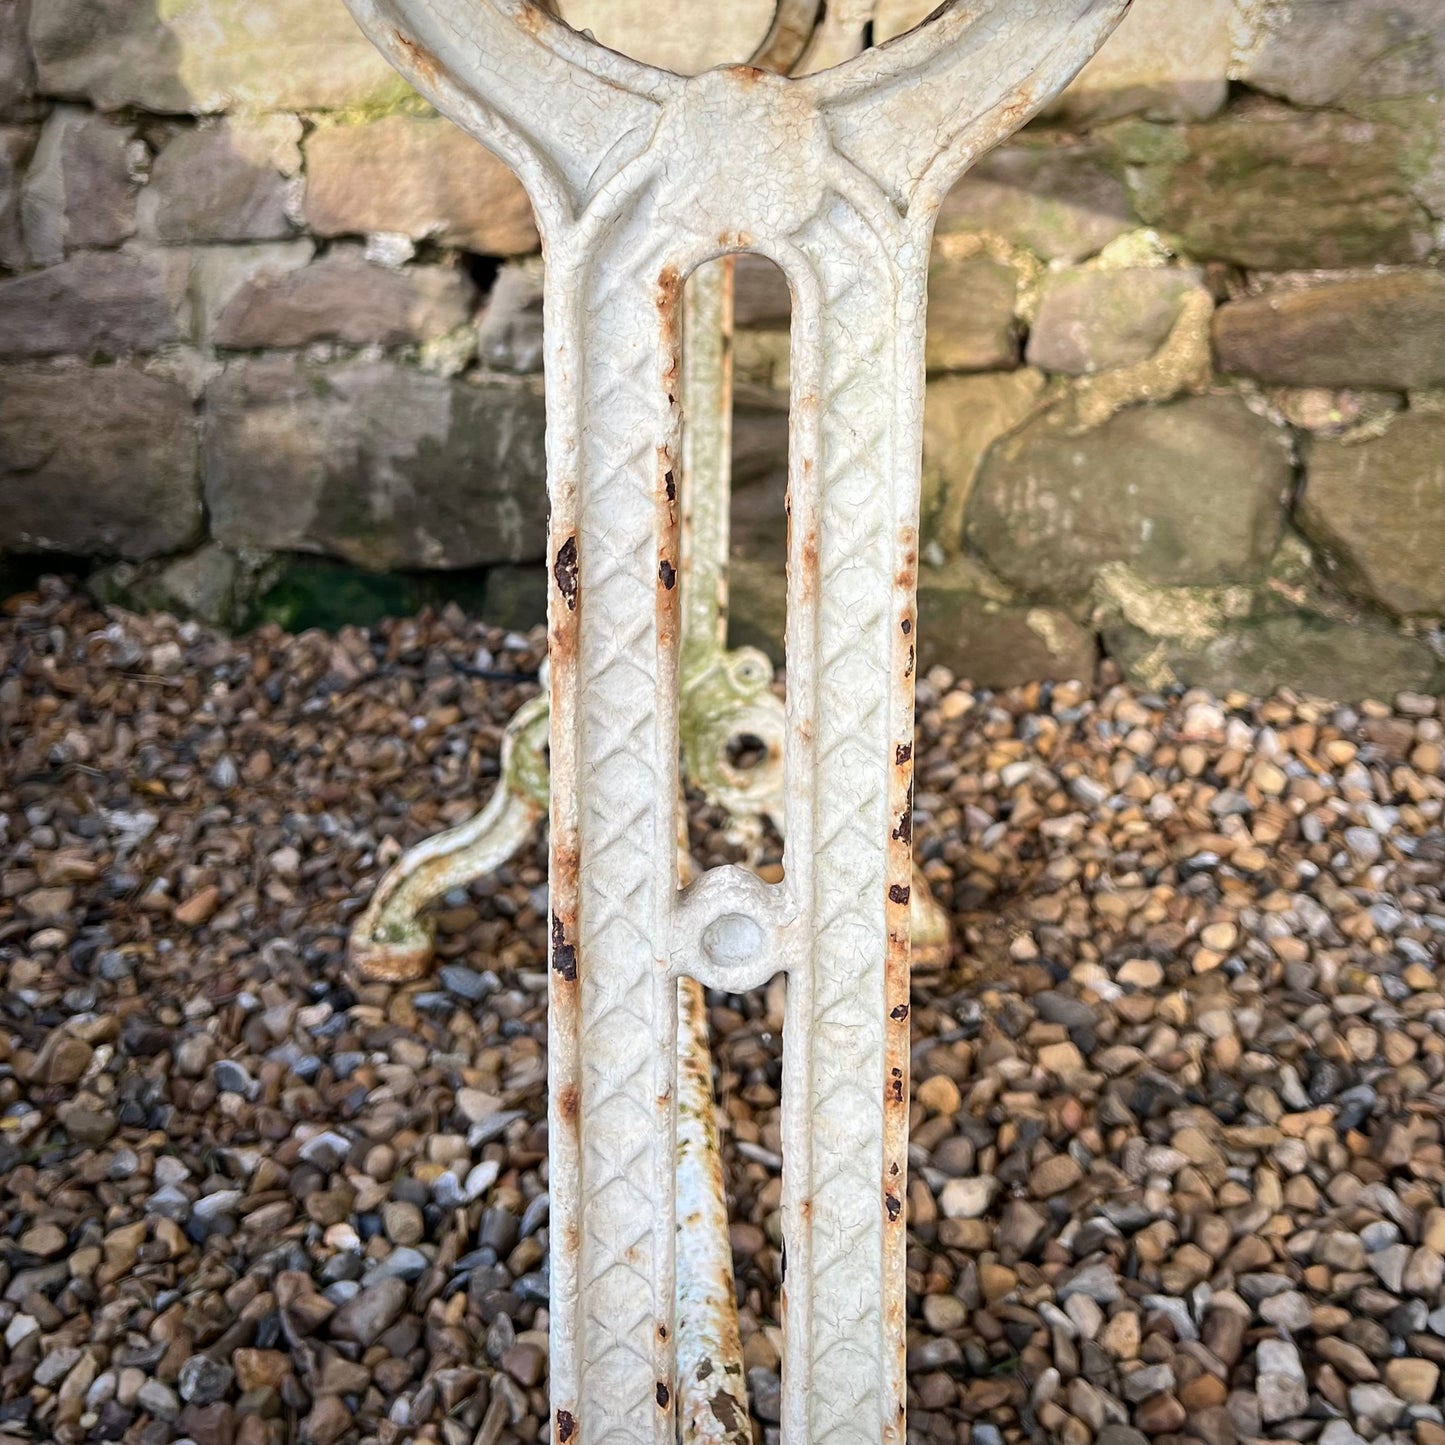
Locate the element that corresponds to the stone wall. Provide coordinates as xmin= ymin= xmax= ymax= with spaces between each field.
xmin=1 ymin=0 xmax=1442 ymax=699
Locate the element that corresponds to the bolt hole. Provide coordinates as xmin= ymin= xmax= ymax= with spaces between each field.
xmin=725 ymin=733 xmax=769 ymax=772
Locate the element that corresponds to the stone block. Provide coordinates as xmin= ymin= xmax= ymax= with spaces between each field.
xmin=732 ymin=405 xmax=789 ymax=489
xmin=1105 ymin=612 xmax=1443 ymax=703
xmin=937 ymin=140 xmax=1133 ymax=263
xmin=304 ymin=117 xmax=537 ymax=256
xmin=1111 ymin=103 xmax=1435 ymax=269
xmin=476 ymin=260 xmax=546 ymax=374
xmin=0 ymin=247 xmax=189 ymax=357
xmin=0 ymin=0 xmax=37 ymax=119
xmin=89 ymin=543 xmax=275 ymax=631
xmin=139 ymin=117 xmax=300 ymax=244
xmin=204 ymin=357 xmax=547 ymax=570
xmin=20 ymin=105 xmax=140 ymax=264
xmin=725 ymin=555 xmax=786 ymax=664
xmin=872 ymin=0 xmax=939 ymax=42
xmin=480 ymin=563 xmax=547 ymax=632
xmin=1213 ymin=271 xmax=1445 ymax=391
xmin=1048 ymin=0 xmax=1232 ymax=123
xmin=917 ymin=564 xmax=1098 ymax=687
xmin=189 ymin=240 xmax=315 ymax=341
xmin=1027 ymin=267 xmax=1204 ymax=375
xmin=1232 ymin=0 xmax=1444 ymax=109
xmin=213 ymin=247 xmax=476 ymax=349
xmin=967 ymin=393 xmax=1293 ymax=601
xmin=28 ymin=0 xmax=413 ymax=114
xmin=1300 ymin=411 xmax=1445 ymax=619
xmin=0 ymin=124 xmax=35 ymax=269
xmin=926 ymin=253 xmax=1020 ymax=374
xmin=556 ymin=0 xmax=773 ymax=73
xmin=0 ymin=363 xmax=201 ymax=557
xmin=881 ymin=0 xmax=1232 ymax=122
xmin=727 ymin=551 xmax=1094 ymax=689
xmin=734 ymin=253 xmax=792 ymax=330
xmin=921 ymin=369 xmax=1045 ymax=552
xmin=733 ymin=329 xmax=790 ymax=393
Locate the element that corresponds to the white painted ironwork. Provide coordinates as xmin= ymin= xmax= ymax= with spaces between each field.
xmin=342 ymin=2 xmax=1130 ymax=1439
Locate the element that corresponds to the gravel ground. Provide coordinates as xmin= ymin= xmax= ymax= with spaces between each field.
xmin=0 ymin=577 xmax=1442 ymax=1445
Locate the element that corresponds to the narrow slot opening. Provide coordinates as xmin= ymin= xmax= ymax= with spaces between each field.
xmin=677 ymin=254 xmax=790 ymax=881
xmin=674 ymin=252 xmax=792 ymax=1434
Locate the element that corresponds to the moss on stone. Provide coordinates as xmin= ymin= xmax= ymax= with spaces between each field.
xmin=1102 ymin=103 xmax=1436 ymax=269
xmin=248 ymin=556 xmax=491 ymax=633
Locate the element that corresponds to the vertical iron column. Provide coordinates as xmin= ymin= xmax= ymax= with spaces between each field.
xmin=339 ymin=3 xmax=1132 ymax=1440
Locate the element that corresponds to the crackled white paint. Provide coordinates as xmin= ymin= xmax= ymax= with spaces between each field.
xmin=341 ymin=2 xmax=1130 ymax=1440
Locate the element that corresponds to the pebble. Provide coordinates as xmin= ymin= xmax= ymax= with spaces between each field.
xmin=19 ymin=1221 xmax=67 ymax=1257
xmin=136 ymin=1379 xmax=180 ymax=1420
xmin=382 ymin=1200 xmax=425 ymax=1245
xmin=440 ymin=964 xmax=496 ymax=1001
xmin=1349 ymin=1383 xmax=1407 ymax=1429
xmin=1029 ymin=1153 xmax=1084 ymax=1198
xmin=328 ymin=1277 xmax=409 ymax=1347
xmin=917 ymin=1073 xmax=963 ymax=1114
xmin=1060 ymin=1262 xmax=1122 ymax=1306
xmin=1256 ymin=1340 xmax=1308 ymax=1423
xmin=1259 ymin=1290 xmax=1312 ymax=1331
xmin=211 ymin=1060 xmax=255 ymax=1097
xmin=1383 ymin=1358 xmax=1440 ymax=1405
xmin=939 ymin=1176 xmax=996 ymax=1219
xmin=178 ymin=1355 xmax=234 ymax=1406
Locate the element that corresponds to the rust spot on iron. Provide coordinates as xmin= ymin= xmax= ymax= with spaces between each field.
xmin=664 ymin=468 xmax=676 ymax=502
xmin=656 ymin=1381 xmax=671 ymax=1409
xmin=553 ymin=839 xmax=579 ymax=885
xmin=891 ymin=1003 xmax=910 ymax=1021
xmin=554 ymin=536 xmax=579 ymax=611
xmin=889 ymin=883 xmax=910 ymax=906
xmin=890 ymin=1067 xmax=904 ymax=1102
xmin=905 ymin=644 xmax=915 ymax=679
xmin=885 ymin=1193 xmax=901 ymax=1221
xmin=556 ymin=1410 xmax=576 ymax=1443
xmin=393 ymin=31 xmax=440 ymax=86
xmin=892 ymin=809 xmax=912 ymax=844
xmin=797 ymin=529 xmax=820 ymax=604
xmin=659 ymin=559 xmax=676 ymax=590
xmin=895 ymin=539 xmax=918 ymax=594
xmin=558 ymin=1084 xmax=579 ymax=1127
xmin=658 ymin=1323 xmax=668 ymax=1342
xmin=551 ymin=915 xmax=578 ymax=981
xmin=895 ymin=741 xmax=912 ymax=765
xmin=901 ymin=617 xmax=912 ymax=635
xmin=656 ymin=264 xmax=683 ymax=312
